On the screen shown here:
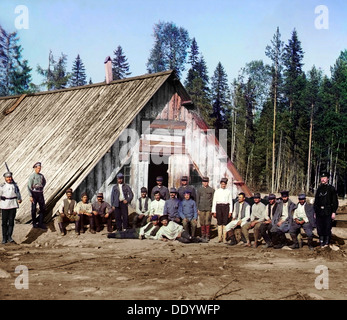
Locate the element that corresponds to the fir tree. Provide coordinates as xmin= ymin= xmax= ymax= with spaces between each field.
xmin=70 ymin=54 xmax=87 ymax=87
xmin=0 ymin=25 xmax=34 ymax=96
xmin=112 ymin=45 xmax=131 ymax=80
xmin=211 ymin=62 xmax=230 ymax=131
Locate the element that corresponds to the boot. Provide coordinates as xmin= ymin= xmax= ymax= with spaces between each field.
xmin=75 ymin=220 xmax=80 ymax=235
xmin=222 ymin=226 xmax=227 ymax=243
xmin=325 ymin=235 xmax=331 ymax=247
xmin=2 ymin=226 xmax=8 ymax=244
xmin=272 ymin=232 xmax=284 ymax=249
xmin=201 ymin=226 xmax=206 ymax=240
xmin=7 ymin=225 xmax=15 ymax=243
xmin=205 ymin=225 xmax=210 ymax=241
xmin=58 ymin=223 xmax=66 ymax=236
xmin=289 ymin=234 xmax=299 ymax=249
xmin=227 ymin=229 xmax=237 ymax=246
xmin=319 ymin=236 xmax=325 ymax=248
xmin=307 ymin=236 xmax=314 ymax=250
xmin=217 ymin=225 xmax=223 ymax=243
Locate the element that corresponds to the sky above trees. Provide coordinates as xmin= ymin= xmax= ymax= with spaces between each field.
xmin=0 ymin=0 xmax=345 ymax=84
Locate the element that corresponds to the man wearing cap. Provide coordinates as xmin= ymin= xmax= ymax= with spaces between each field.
xmin=212 ymin=178 xmax=233 ymax=243
xmin=163 ymin=188 xmax=181 ymax=224
xmin=243 ymin=193 xmax=266 ymax=248
xmin=150 ymin=176 xmax=169 ymax=200
xmin=134 ymin=187 xmax=151 ymax=228
xmin=28 ymin=162 xmax=47 ymax=229
xmin=270 ymin=190 xmax=296 ymax=249
xmin=107 ymin=214 xmax=161 ymax=240
xmin=0 ymin=172 xmax=22 ymax=244
xmin=75 ymin=192 xmax=95 ymax=234
xmin=177 ymin=176 xmax=196 ymax=201
xmin=259 ymin=194 xmax=278 ymax=248
xmin=179 ymin=190 xmax=198 ymax=237
xmin=196 ymin=177 xmax=215 ymax=241
xmin=92 ymin=193 xmax=114 ymax=233
xmin=289 ymin=194 xmax=316 ymax=250
xmin=314 ymin=172 xmax=338 ymax=248
xmin=149 ymin=191 xmax=166 ymax=217
xmin=111 ymin=173 xmax=134 ymax=231
xmin=57 ymin=188 xmax=80 ymax=236
xmin=225 ymin=192 xmax=251 ymax=246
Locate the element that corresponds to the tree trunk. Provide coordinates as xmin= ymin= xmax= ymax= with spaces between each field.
xmin=306 ymin=102 xmax=314 ymax=193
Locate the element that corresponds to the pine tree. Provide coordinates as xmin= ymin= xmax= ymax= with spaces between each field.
xmin=185 ymin=39 xmax=212 ymax=126
xmin=70 ymin=54 xmax=87 ymax=87
xmin=147 ymin=21 xmax=190 ymax=78
xmin=211 ymin=62 xmax=230 ymax=131
xmin=282 ymin=29 xmax=307 ymax=192
xmin=0 ymin=25 xmax=34 ymax=96
xmin=112 ymin=45 xmax=131 ymax=80
xmin=37 ymin=50 xmax=70 ymax=91
xmin=265 ymin=27 xmax=284 ymax=192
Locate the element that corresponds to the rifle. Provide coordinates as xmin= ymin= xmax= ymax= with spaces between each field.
xmin=4 ymin=162 xmax=16 ymax=184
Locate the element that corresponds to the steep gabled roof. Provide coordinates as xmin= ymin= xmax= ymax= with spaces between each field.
xmin=0 ymin=70 xmax=178 ymax=223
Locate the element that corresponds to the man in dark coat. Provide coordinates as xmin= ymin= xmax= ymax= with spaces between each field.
xmin=150 ymin=176 xmax=169 ymax=200
xmin=270 ymin=190 xmax=296 ymax=249
xmin=111 ymin=173 xmax=133 ymax=231
xmin=260 ymin=194 xmax=278 ymax=248
xmin=289 ymin=194 xmax=316 ymax=250
xmin=314 ymin=172 xmax=338 ymax=248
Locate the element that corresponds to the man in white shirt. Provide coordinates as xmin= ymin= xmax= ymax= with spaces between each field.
xmin=133 ymin=187 xmax=151 ymax=227
xmin=149 ymin=191 xmax=165 ymax=217
xmin=289 ymin=194 xmax=316 ymax=250
xmin=225 ymin=192 xmax=251 ymax=246
xmin=212 ymin=178 xmax=233 ymax=243
xmin=243 ymin=193 xmax=266 ymax=248
xmin=0 ymin=172 xmax=22 ymax=244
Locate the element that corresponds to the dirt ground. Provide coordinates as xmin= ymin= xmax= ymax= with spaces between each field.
xmin=1 ymin=214 xmax=347 ymax=301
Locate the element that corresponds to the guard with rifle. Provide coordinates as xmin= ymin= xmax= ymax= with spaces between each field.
xmin=0 ymin=164 xmax=22 ymax=244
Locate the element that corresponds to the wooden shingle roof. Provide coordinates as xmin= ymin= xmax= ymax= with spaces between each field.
xmin=0 ymin=70 xmax=177 ymax=223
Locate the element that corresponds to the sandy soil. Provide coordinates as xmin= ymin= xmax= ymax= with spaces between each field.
xmin=1 ymin=216 xmax=347 ymax=301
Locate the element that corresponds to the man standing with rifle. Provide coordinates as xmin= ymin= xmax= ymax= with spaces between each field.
xmin=0 ymin=164 xmax=22 ymax=244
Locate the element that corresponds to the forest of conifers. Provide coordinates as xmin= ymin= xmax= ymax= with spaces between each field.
xmin=1 ymin=22 xmax=346 ymax=197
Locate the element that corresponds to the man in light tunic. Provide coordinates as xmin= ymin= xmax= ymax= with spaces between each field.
xmin=149 ymin=191 xmax=165 ymax=218
xmin=289 ymin=193 xmax=315 ymax=250
xmin=243 ymin=193 xmax=266 ymax=248
xmin=0 ymin=172 xmax=22 ymax=244
xmin=225 ymin=192 xmax=251 ymax=246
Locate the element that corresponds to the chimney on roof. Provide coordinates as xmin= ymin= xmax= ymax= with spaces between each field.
xmin=104 ymin=56 xmax=113 ymax=84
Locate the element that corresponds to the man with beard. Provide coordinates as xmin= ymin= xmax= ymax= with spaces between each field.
xmin=270 ymin=190 xmax=296 ymax=249
xmin=259 ymin=194 xmax=277 ymax=248
xmin=289 ymin=194 xmax=316 ymax=250
xmin=314 ymin=172 xmax=338 ymax=248
xmin=57 ymin=188 xmax=79 ymax=236
xmin=163 ymin=188 xmax=181 ymax=223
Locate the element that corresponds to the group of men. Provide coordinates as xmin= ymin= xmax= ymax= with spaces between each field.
xmin=0 ymin=162 xmax=339 ymax=250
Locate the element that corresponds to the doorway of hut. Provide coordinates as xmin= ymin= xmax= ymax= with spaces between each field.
xmin=148 ymin=155 xmax=169 ymax=196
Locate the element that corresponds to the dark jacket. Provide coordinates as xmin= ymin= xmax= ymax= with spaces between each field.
xmin=111 ymin=184 xmax=133 ymax=207
xmin=196 ymin=186 xmax=215 ymax=211
xmin=272 ymin=199 xmax=296 ymax=232
xmin=294 ymin=202 xmax=316 ymax=228
xmin=314 ymin=184 xmax=338 ymax=216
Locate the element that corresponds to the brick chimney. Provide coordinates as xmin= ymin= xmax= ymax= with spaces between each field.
xmin=104 ymin=56 xmax=113 ymax=84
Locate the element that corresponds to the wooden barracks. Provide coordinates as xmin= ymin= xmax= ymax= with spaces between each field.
xmin=0 ymin=61 xmax=252 ymax=223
